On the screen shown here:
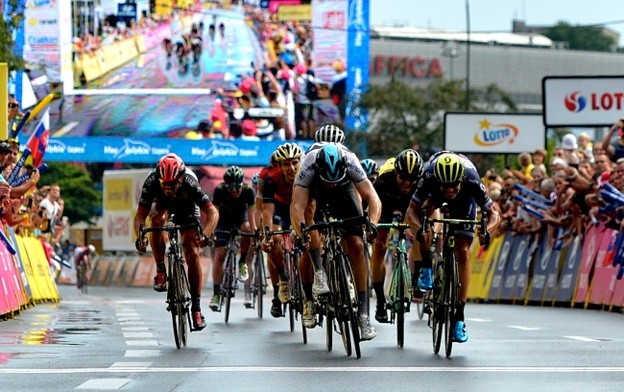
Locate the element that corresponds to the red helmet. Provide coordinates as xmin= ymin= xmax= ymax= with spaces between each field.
xmin=157 ymin=153 xmax=186 ymax=182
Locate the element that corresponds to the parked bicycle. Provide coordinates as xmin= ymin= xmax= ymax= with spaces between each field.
xmin=303 ymin=214 xmax=369 ymax=358
xmin=377 ymin=213 xmax=412 ymax=347
xmin=421 ymin=206 xmax=488 ymax=358
xmin=139 ymin=219 xmax=203 ymax=349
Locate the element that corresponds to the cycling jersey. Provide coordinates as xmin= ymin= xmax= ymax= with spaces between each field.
xmin=374 ymin=170 xmax=417 ymax=223
xmin=138 ymin=170 xmax=213 ymax=224
xmin=262 ymin=168 xmax=295 ymax=229
xmin=295 ymin=142 xmax=367 ymax=189
xmin=212 ymin=183 xmax=255 ymax=226
xmin=257 ymin=165 xmax=279 ymax=199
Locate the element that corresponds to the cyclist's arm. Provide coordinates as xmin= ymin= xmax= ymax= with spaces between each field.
xmin=355 ymin=179 xmax=381 ymax=224
xmin=262 ymin=201 xmax=276 ymax=231
xmin=290 ymin=185 xmax=309 ymax=237
xmin=484 ymin=203 xmax=501 ymax=234
xmin=200 ymin=203 xmax=219 ymax=238
xmin=133 ymin=205 xmax=150 ymax=239
xmin=405 ymin=199 xmax=423 ymax=233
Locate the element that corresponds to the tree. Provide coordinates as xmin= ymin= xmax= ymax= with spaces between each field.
xmin=356 ymin=77 xmax=517 ymax=158
xmin=37 ymin=163 xmax=102 ymax=225
xmin=0 ymin=0 xmax=26 ymax=72
xmin=543 ymin=22 xmax=616 ymax=52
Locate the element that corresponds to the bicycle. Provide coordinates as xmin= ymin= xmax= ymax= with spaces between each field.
xmin=421 ymin=206 xmax=488 ymax=358
xmin=377 ymin=213 xmax=412 ymax=348
xmin=76 ymin=261 xmax=89 ymax=294
xmin=139 ymin=219 xmax=202 ymax=349
xmin=246 ymin=231 xmax=268 ymax=318
xmin=213 ymin=228 xmax=257 ymax=323
xmin=303 ymin=214 xmax=368 ymax=358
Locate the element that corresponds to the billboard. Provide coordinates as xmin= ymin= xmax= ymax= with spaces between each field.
xmin=542 ymin=76 xmax=624 ymax=127
xmin=444 ymin=112 xmax=545 ymax=153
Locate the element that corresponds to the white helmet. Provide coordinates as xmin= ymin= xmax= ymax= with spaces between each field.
xmin=314 ymin=125 xmax=345 ymax=144
xmin=87 ymin=244 xmax=96 ymax=253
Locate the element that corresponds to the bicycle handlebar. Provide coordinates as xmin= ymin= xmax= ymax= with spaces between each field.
xmin=140 ymin=222 xmax=200 ymax=237
xmin=302 ymin=215 xmax=370 ymax=234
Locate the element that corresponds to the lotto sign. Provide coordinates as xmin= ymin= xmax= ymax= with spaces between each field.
xmin=542 ymin=76 xmax=624 ymax=127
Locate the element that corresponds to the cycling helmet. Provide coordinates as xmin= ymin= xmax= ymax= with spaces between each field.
xmin=157 ymin=153 xmax=186 ymax=182
xmin=251 ymin=173 xmax=260 ymax=187
xmin=314 ymin=124 xmax=345 ymax=144
xmin=394 ymin=149 xmax=424 ymax=180
xmin=269 ymin=150 xmax=278 ymax=167
xmin=360 ymin=159 xmax=378 ymax=177
xmin=224 ymin=165 xmax=244 ymax=184
xmin=434 ymin=153 xmax=465 ymax=185
xmin=87 ymin=244 xmax=96 ymax=254
xmin=274 ymin=142 xmax=303 ymax=162
xmin=315 ymin=143 xmax=347 ymax=184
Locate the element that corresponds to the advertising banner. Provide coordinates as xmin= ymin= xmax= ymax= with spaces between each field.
xmin=487 ymin=232 xmax=514 ymax=300
xmin=527 ymin=231 xmax=560 ymax=303
xmin=468 ymin=234 xmax=503 ymax=300
xmin=587 ymin=228 xmax=618 ymax=306
xmin=23 ymin=0 xmax=61 ymax=82
xmin=312 ymin=0 xmax=348 ymax=83
xmin=554 ymin=236 xmax=583 ymax=303
xmin=345 ymin=0 xmax=369 ymax=132
xmin=444 ymin=113 xmax=546 ymax=153
xmin=542 ymin=76 xmax=624 ymax=127
xmin=574 ymin=223 xmax=602 ymax=304
xmin=499 ymin=234 xmax=530 ymax=301
xmin=42 ymin=137 xmax=312 ymax=165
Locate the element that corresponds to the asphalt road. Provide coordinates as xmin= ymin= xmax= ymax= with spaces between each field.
xmin=0 ymin=284 xmax=622 ymax=391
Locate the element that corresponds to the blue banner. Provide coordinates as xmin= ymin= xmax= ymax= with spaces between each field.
xmin=40 ymin=137 xmax=312 ymax=166
xmin=345 ymin=0 xmax=369 ymax=132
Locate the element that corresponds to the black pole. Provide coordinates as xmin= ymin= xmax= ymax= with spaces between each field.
xmin=465 ymin=0 xmax=471 ymax=111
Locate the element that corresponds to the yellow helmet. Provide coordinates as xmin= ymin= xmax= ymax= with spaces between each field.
xmin=434 ymin=153 xmax=464 ymax=184
xmin=274 ymin=143 xmax=303 ymax=162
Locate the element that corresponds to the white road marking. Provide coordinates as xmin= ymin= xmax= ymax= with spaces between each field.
xmin=508 ymin=325 xmax=540 ymax=331
xmin=116 ymin=313 xmax=140 ymax=318
xmin=466 ymin=318 xmax=492 ymax=323
xmin=124 ymin=350 xmax=162 ymax=358
xmin=563 ymin=336 xmax=601 ymax=342
xmin=121 ymin=327 xmax=149 ymax=331
xmin=123 ymin=332 xmax=154 ymax=338
xmin=118 ymin=321 xmax=145 ymax=326
xmin=75 ymin=378 xmax=130 ymax=390
xmin=2 ymin=366 xmax=624 ymax=374
xmin=115 ymin=300 xmax=146 ymax=304
xmin=109 ymin=362 xmax=152 ymax=369
xmin=117 ymin=318 xmax=141 ymax=322
xmin=125 ymin=340 xmax=159 ymax=346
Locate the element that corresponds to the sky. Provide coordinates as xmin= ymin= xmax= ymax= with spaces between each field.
xmin=370 ymin=0 xmax=624 ymax=46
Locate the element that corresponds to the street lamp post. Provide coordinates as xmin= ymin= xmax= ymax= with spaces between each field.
xmin=442 ymin=41 xmax=459 ymax=80
xmin=465 ymin=0 xmax=471 ymax=110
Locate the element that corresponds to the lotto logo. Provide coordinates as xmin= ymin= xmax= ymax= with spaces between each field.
xmin=564 ymin=91 xmax=587 ymax=112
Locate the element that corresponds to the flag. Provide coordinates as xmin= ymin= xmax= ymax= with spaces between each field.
xmin=26 ymin=108 xmax=50 ymax=167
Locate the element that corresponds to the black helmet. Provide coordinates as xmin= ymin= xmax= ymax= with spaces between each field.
xmin=394 ymin=149 xmax=424 ymax=180
xmin=223 ymin=165 xmax=244 ymax=184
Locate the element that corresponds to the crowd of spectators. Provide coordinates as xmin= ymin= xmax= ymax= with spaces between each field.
xmin=485 ymin=124 xmax=624 ymax=247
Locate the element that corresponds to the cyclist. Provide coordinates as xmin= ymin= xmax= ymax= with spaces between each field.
xmin=291 ymin=142 xmax=381 ymax=340
xmin=370 ymin=149 xmax=424 ymax=323
xmin=405 ymin=152 xmax=500 ymax=343
xmin=261 ymin=143 xmax=303 ymax=317
xmin=360 ymin=158 xmax=379 ymax=183
xmin=74 ymin=244 xmax=96 ymax=290
xmin=134 ymin=153 xmax=219 ymax=331
xmin=209 ymin=166 xmax=257 ymax=310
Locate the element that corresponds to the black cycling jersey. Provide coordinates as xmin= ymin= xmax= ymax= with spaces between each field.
xmin=373 ymin=170 xmax=417 ymax=223
xmin=212 ymin=183 xmax=255 ymax=226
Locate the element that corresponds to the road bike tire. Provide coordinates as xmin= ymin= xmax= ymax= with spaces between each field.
xmin=325 ymin=308 xmax=333 ymax=352
xmin=169 ymin=260 xmax=183 ymax=349
xmin=431 ymin=263 xmax=444 ymax=355
xmin=178 ymin=262 xmax=190 ymax=347
xmin=396 ymin=252 xmax=406 ymax=348
xmin=292 ymin=252 xmax=307 ymax=344
xmin=223 ymin=251 xmax=235 ymax=324
xmin=444 ymin=253 xmax=458 ymax=358
xmin=341 ymin=257 xmax=360 ymax=359
xmin=285 ymin=253 xmax=295 ymax=332
xmin=416 ymin=297 xmax=424 ymax=320
xmin=255 ymin=250 xmax=265 ymax=318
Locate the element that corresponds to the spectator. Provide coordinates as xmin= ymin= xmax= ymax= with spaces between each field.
xmin=601 ymin=119 xmax=624 ymax=162
xmin=577 ymin=132 xmax=594 ymax=163
xmin=330 ymin=60 xmax=347 ymax=121
xmin=560 ymin=133 xmax=581 ymax=168
xmin=293 ymin=64 xmax=316 ymax=139
xmin=240 ymin=119 xmax=259 ymax=141
xmin=7 ymin=95 xmax=24 ymax=137
xmin=39 ymin=184 xmax=62 ymax=242
xmin=591 ymin=152 xmax=612 ymax=187
xmin=532 ymin=148 xmax=548 ymax=175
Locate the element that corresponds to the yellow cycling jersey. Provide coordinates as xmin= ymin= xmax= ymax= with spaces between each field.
xmin=378 ymin=157 xmax=396 ymax=176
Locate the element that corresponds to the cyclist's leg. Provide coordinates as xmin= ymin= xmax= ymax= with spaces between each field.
xmin=266 ymin=253 xmax=282 ymax=317
xmin=148 ymin=204 xmax=169 ymax=290
xmin=239 ymin=221 xmax=252 ymax=280
xmin=409 ymin=239 xmax=424 ymax=301
xmin=266 ymin=229 xmax=289 ymax=303
xmin=304 ymin=197 xmax=329 ymax=295
xmin=181 ymin=228 xmax=207 ymax=330
xmin=370 ymin=229 xmax=390 ymax=322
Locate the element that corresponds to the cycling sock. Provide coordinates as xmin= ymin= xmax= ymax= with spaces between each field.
xmin=191 ymin=297 xmax=201 ymax=312
xmin=213 ymin=285 xmax=221 ymax=296
xmin=455 ymin=301 xmax=466 ymax=322
xmin=239 ymin=253 xmax=247 ymax=266
xmin=421 ymin=251 xmax=432 ymax=269
xmin=277 ymin=270 xmax=289 ymax=282
xmin=411 ymin=273 xmax=418 ymax=287
xmin=272 ymin=284 xmax=279 ymax=300
xmin=302 ymin=283 xmax=313 ymax=300
xmin=156 ymin=261 xmax=166 ymax=273
xmin=357 ymin=291 xmax=368 ymax=317
xmin=372 ymin=281 xmax=385 ymax=305
xmin=310 ymin=248 xmax=323 ymax=271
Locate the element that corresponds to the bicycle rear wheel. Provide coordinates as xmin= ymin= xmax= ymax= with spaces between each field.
xmin=177 ymin=263 xmax=190 ymax=347
xmin=169 ymin=260 xmax=184 ymax=349
xmin=444 ymin=254 xmax=458 ymax=358
xmin=292 ymin=252 xmax=307 ymax=344
xmin=341 ymin=258 xmax=360 ymax=359
xmin=431 ymin=263 xmax=444 ymax=355
xmin=396 ymin=253 xmax=406 ymax=348
xmin=325 ymin=304 xmax=333 ymax=352
xmin=223 ymin=251 xmax=236 ymax=324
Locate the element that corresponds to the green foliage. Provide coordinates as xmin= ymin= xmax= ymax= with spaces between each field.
xmin=543 ymin=22 xmax=616 ymax=52
xmin=358 ymin=77 xmax=517 ymax=158
xmin=0 ymin=0 xmax=26 ymax=72
xmin=37 ymin=163 xmax=101 ymax=225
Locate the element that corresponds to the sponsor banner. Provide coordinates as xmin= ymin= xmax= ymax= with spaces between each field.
xmin=345 ymin=0 xmax=369 ymax=132
xmin=587 ymin=228 xmax=618 ymax=306
xmin=554 ymin=236 xmax=583 ymax=303
xmin=499 ymin=234 xmax=531 ymax=301
xmin=543 ymin=76 xmax=624 ymax=127
xmin=312 ymin=0 xmax=348 ymax=83
xmin=512 ymin=235 xmax=538 ymax=302
xmin=7 ymin=227 xmax=31 ymax=301
xmin=0 ymin=236 xmax=20 ymax=314
xmin=527 ymin=231 xmax=559 ymax=303
xmin=574 ymin=223 xmax=603 ymax=304
xmin=468 ymin=234 xmax=504 ymax=300
xmin=277 ymin=4 xmax=312 ymax=21
xmin=444 ymin=112 xmax=545 ymax=153
xmin=611 ymin=271 xmax=624 ymax=308
xmin=23 ymin=4 xmax=61 ymax=81
xmin=542 ymin=238 xmax=565 ymax=304
xmin=487 ymin=232 xmax=514 ymax=300
xmin=44 ymin=137 xmax=312 ymax=165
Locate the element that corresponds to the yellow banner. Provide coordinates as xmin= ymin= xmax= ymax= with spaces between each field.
xmin=277 ymin=4 xmax=312 ymax=22
xmin=104 ymin=178 xmax=133 ymax=210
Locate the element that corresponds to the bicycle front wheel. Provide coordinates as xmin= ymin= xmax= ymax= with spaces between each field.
xmin=223 ymin=251 xmax=236 ymax=324
xmin=396 ymin=252 xmax=407 ymax=348
xmin=168 ymin=260 xmax=183 ymax=349
xmin=444 ymin=253 xmax=458 ymax=358
xmin=338 ymin=254 xmax=359 ymax=358
xmin=177 ymin=263 xmax=190 ymax=347
xmin=254 ymin=250 xmax=265 ymax=319
xmin=431 ymin=263 xmax=444 ymax=355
